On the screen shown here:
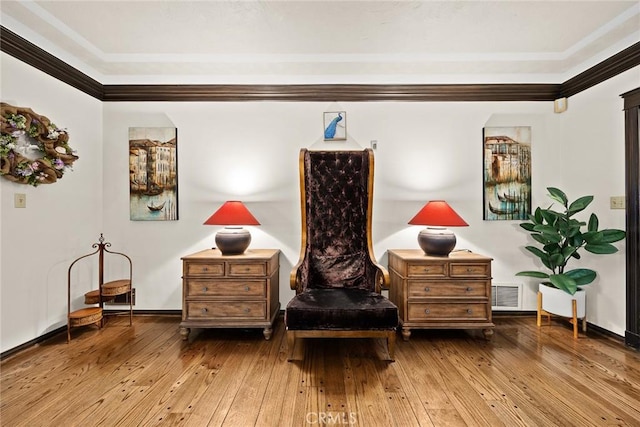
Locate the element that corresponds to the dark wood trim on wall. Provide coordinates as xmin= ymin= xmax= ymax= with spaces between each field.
xmin=0 ymin=26 xmax=103 ymax=100
xmin=2 ymin=24 xmax=637 ymax=103
xmin=562 ymin=42 xmax=640 ymax=98
xmin=101 ymin=83 xmax=561 ymax=102
xmin=622 ymin=87 xmax=640 ymax=350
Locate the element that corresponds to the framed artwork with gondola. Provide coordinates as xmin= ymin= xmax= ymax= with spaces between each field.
xmin=129 ymin=127 xmax=179 ymax=221
xmin=323 ymin=111 xmax=346 ymax=141
xmin=483 ymin=126 xmax=531 ymax=221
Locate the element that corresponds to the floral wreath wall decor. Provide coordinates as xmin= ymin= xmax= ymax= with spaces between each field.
xmin=0 ymin=102 xmax=78 ymax=186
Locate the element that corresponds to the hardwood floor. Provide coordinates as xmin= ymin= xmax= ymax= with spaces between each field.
xmin=1 ymin=314 xmax=639 ymax=426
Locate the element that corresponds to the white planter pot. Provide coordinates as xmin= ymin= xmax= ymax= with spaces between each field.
xmin=538 ymin=283 xmax=586 ymax=318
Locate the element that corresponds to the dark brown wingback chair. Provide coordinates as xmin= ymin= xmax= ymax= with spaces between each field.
xmin=285 ymin=148 xmax=398 ymax=361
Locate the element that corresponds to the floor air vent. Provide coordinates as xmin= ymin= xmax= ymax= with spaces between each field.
xmin=491 ymin=283 xmax=522 ymax=310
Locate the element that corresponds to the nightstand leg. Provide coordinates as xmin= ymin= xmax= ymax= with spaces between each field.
xmin=263 ymin=327 xmax=273 ymax=340
xmin=482 ymin=328 xmax=494 ymax=340
xmin=179 ymin=327 xmax=190 ymax=341
xmin=401 ymin=327 xmax=411 ymax=341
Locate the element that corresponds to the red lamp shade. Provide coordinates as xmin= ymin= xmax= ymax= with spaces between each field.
xmin=203 ymin=201 xmax=260 ymax=226
xmin=408 ymin=200 xmax=468 ymax=227
xmin=204 ymin=201 xmax=260 ymax=255
xmin=408 ymin=201 xmax=467 ymax=256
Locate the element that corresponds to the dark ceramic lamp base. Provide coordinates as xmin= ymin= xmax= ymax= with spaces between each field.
xmin=215 ymin=227 xmax=251 ymax=255
xmin=417 ymin=227 xmax=456 ymax=256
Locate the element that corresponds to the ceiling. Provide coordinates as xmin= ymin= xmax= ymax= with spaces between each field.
xmin=1 ymin=1 xmax=639 ymax=85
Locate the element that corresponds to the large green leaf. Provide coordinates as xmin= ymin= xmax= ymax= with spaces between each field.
xmin=585 ymin=243 xmax=618 ymax=254
xmin=540 ymin=210 xmax=559 ymax=226
xmin=568 ymin=195 xmax=593 ymax=215
xmin=549 ymin=253 xmax=565 ymax=268
xmin=532 ymin=234 xmax=551 ymax=245
xmin=525 ymin=246 xmax=547 ymax=260
xmin=562 ymin=246 xmax=578 ymax=259
xmin=547 ymin=187 xmax=567 ymax=206
xmin=520 ymin=222 xmax=536 ymax=232
xmin=582 ymin=231 xmax=603 ymax=244
xmin=588 ymin=213 xmax=599 ymax=232
xmin=533 ymin=208 xmax=543 ymax=224
xmin=516 ymin=271 xmax=550 ymax=279
xmin=600 ymin=229 xmax=626 ymax=243
xmin=549 ymin=274 xmax=578 ymax=294
xmin=533 ymin=224 xmax=558 ymax=235
xmin=565 ymin=268 xmax=597 ymax=286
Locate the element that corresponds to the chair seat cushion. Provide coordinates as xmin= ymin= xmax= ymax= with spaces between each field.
xmin=285 ymin=288 xmax=398 ymax=330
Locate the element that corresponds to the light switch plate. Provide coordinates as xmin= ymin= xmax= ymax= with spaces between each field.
xmin=610 ymin=196 xmax=625 ymax=209
xmin=14 ymin=193 xmax=26 ymax=208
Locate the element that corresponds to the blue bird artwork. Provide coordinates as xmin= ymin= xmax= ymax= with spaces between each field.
xmin=324 ymin=112 xmax=344 ymax=139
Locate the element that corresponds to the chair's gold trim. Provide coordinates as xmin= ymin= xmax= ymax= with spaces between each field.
xmin=290 ymin=148 xmax=309 ymax=292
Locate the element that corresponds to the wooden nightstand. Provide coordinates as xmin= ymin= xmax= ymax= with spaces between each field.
xmin=388 ymin=249 xmax=494 ymax=341
xmin=180 ymin=249 xmax=280 ymax=340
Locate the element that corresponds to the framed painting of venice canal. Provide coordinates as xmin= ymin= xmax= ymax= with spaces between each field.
xmin=483 ymin=126 xmax=531 ymax=221
xmin=129 ymin=127 xmax=178 ymax=221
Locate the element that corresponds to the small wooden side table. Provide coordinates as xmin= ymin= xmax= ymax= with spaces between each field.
xmin=388 ymin=249 xmax=494 ymax=341
xmin=180 ymin=248 xmax=280 ymax=340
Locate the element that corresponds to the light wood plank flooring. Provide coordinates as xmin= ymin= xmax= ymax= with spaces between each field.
xmin=1 ymin=315 xmax=639 ymax=426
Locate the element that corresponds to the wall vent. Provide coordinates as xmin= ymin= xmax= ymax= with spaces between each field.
xmin=491 ymin=283 xmax=522 ymax=310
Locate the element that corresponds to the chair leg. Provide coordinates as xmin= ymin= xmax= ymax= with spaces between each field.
xmin=387 ymin=331 xmax=396 ymax=361
xmin=287 ymin=331 xmax=296 ymax=361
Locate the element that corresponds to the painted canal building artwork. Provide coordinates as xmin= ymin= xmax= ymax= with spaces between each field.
xmin=483 ymin=126 xmax=531 ymax=220
xmin=129 ymin=127 xmax=178 ymax=221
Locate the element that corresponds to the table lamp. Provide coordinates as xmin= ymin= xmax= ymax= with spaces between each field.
xmin=408 ymin=200 xmax=468 ymax=256
xmin=203 ymin=201 xmax=260 ymax=255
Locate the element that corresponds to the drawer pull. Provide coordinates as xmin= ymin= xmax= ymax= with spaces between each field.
xmin=424 ymin=309 xmax=430 ymax=314
xmin=201 ymin=308 xmax=208 ymax=314
xmin=203 ymin=267 xmax=209 ymax=272
xmin=244 ymin=308 xmax=250 ymax=313
xmin=467 ymin=268 xmax=474 ymax=273
xmin=244 ymin=285 xmax=250 ymax=291
xmin=424 ymin=287 xmax=430 ymax=292
xmin=467 ymin=309 xmax=473 ymax=314
xmin=203 ymin=287 xmax=209 ymax=292
xmin=466 ymin=287 xmax=473 ymax=292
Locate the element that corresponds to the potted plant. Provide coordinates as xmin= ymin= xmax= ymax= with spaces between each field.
xmin=516 ymin=187 xmax=625 ymax=320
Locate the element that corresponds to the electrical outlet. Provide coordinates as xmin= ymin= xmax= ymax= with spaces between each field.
xmin=610 ymin=196 xmax=625 ymax=209
xmin=371 ymin=140 xmax=378 ymax=150
xmin=14 ymin=193 xmax=26 ymax=208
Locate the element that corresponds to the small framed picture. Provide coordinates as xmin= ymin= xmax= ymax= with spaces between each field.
xmin=323 ymin=111 xmax=347 ymax=141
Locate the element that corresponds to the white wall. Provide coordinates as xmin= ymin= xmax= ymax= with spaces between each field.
xmin=2 ymin=53 xmax=637 ymax=352
xmin=558 ymin=67 xmax=638 ymax=333
xmin=1 ymin=53 xmax=104 ymax=352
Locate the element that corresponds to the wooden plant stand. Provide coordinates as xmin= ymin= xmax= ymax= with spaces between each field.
xmin=67 ymin=234 xmax=133 ymax=342
xmin=537 ymin=291 xmax=586 ymax=339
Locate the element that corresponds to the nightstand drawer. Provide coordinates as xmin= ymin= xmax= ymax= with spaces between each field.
xmin=186 ymin=280 xmax=266 ymax=297
xmin=408 ymin=303 xmax=488 ymax=321
xmin=407 ymin=262 xmax=447 ymax=277
xmin=186 ymin=301 xmax=266 ymax=319
xmin=450 ymin=263 xmax=490 ymax=278
xmin=408 ymin=280 xmax=488 ymax=298
xmin=185 ymin=262 xmax=224 ymax=276
xmin=228 ymin=262 xmax=266 ymax=276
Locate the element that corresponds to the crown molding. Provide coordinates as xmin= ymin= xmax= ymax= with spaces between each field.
xmin=0 ymin=26 xmax=103 ymax=100
xmin=561 ymin=41 xmax=640 ymax=98
xmin=1 ymin=25 xmax=637 ymax=102
xmin=101 ymin=83 xmax=560 ymax=102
